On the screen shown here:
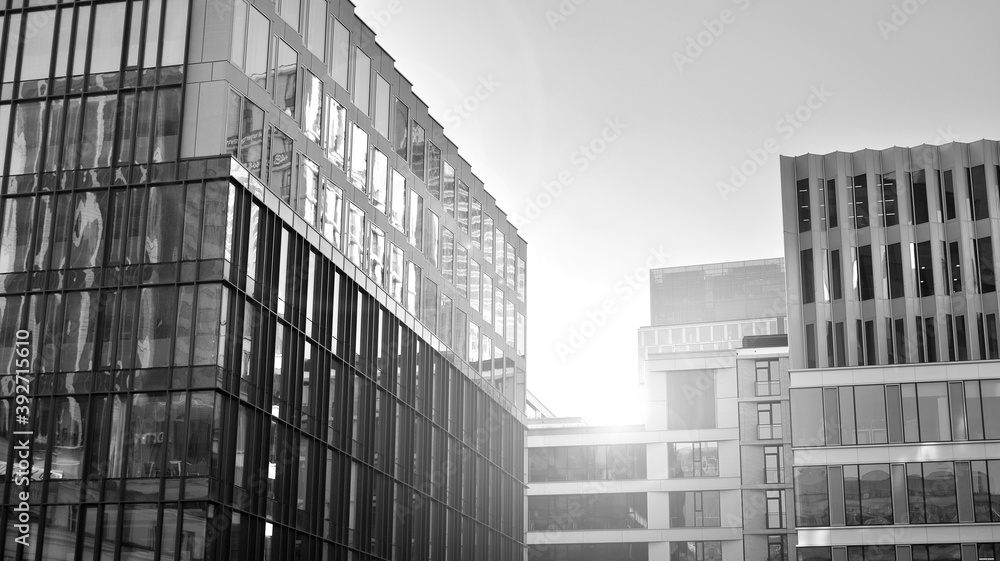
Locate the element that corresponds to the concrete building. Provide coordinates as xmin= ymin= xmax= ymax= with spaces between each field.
xmin=781 ymin=142 xmax=1000 ymax=560
xmin=0 ymin=1 xmax=527 ymax=559
xmin=526 ymin=260 xmax=793 ymax=561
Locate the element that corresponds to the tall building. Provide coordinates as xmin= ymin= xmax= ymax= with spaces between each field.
xmin=781 ymin=142 xmax=1000 ymax=561
xmin=525 ymin=260 xmax=793 ymax=561
xmin=0 ymin=1 xmax=527 ymax=559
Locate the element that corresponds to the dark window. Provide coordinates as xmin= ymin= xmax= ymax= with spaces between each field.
xmin=968 ymin=165 xmax=989 ymax=220
xmin=858 ymin=245 xmax=874 ymax=300
xmin=767 ymin=535 xmax=786 ymax=561
xmin=878 ymin=172 xmax=897 ymax=226
xmin=800 ymin=248 xmax=814 ymax=304
xmin=943 ymin=169 xmax=956 ymax=220
xmin=393 ymin=98 xmax=408 ymax=160
xmin=797 ymin=178 xmax=811 ymax=232
xmin=859 ymin=464 xmax=893 ymax=524
xmin=826 ymin=178 xmax=838 ymax=228
xmin=975 ymin=236 xmax=995 ymax=293
xmin=528 ymin=493 xmax=647 ymax=531
xmin=887 ymin=243 xmax=903 ymax=298
xmin=915 ymin=241 xmax=934 ymax=297
xmin=830 ymin=249 xmax=843 ymax=300
xmin=949 ymin=241 xmax=963 ymax=293
xmin=835 ymin=322 xmax=846 ymax=366
xmin=806 ymin=323 xmax=817 ymax=368
xmin=850 ymin=174 xmax=868 ymax=228
xmin=669 ymin=491 xmax=720 ymax=527
xmin=910 ymin=170 xmax=929 ymax=224
xmin=794 ymin=467 xmax=830 ymax=526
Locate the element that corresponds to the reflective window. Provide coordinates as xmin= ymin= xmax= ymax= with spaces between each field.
xmin=274 ymin=39 xmax=297 ymax=118
xmin=494 ymin=287 xmax=504 ymax=339
xmin=494 ymin=228 xmax=505 ymax=276
xmin=410 ymin=122 xmax=425 ymax=181
xmin=506 ymin=300 xmax=515 ymax=347
xmin=368 ymin=223 xmax=385 ymax=284
xmin=517 ymin=257 xmax=526 ymax=301
xmin=329 ymin=17 xmax=349 ymax=88
xmin=859 ymin=464 xmax=892 ymax=524
xmin=482 ymin=274 xmax=493 ymax=325
xmin=348 ymin=123 xmax=368 ymax=190
xmin=528 ymin=445 xmax=646 ymax=482
xmin=321 ymin=179 xmax=343 ymax=249
xmin=794 ymin=467 xmax=829 ymax=526
xmin=668 ymin=371 xmax=715 ymax=430
xmin=246 ymin=6 xmax=269 ymax=87
xmin=910 ymin=170 xmax=929 ymax=224
xmin=268 ymin=127 xmax=293 ymax=202
xmin=346 ymin=203 xmax=364 ymax=269
xmin=394 ymin=98 xmax=408 ymax=159
xmin=10 ymin=101 xmax=46 ymax=174
xmin=407 ymin=190 xmax=423 ymax=250
xmin=471 ymin=198 xmax=482 ymax=250
xmin=306 ymin=0 xmax=327 ymax=59
xmin=324 ymin=95 xmax=347 ymax=169
xmin=456 ymin=243 xmax=468 ymax=298
xmin=374 ymin=74 xmax=390 ymax=138
xmin=230 ymin=0 xmax=248 ymax=70
xmin=427 ymin=142 xmax=442 ymax=199
xmin=303 ymin=70 xmax=323 ymax=144
xmin=424 ymin=210 xmax=439 ymax=267
xmin=240 ymin=97 xmax=265 ymax=176
xmin=406 ymin=262 xmax=420 ymax=317
xmin=160 ymin=0 xmax=187 ymax=66
xmin=506 ymin=243 xmax=516 ymax=288
xmin=352 ymin=47 xmax=371 ymax=116
xmin=470 ymin=260 xmax=481 ymax=312
xmin=144 ymin=184 xmax=183 ymax=263
xmin=667 ymin=441 xmax=719 ymax=478
xmin=457 ymin=181 xmax=470 ymax=235
xmin=298 ymin=155 xmax=319 ymax=226
xmin=975 ymin=236 xmax=995 ymax=294
xmin=669 ymin=542 xmax=721 ymax=561
xmin=370 ymin=148 xmax=388 ymax=213
xmin=517 ymin=312 xmax=526 ymax=356
xmin=389 ymin=169 xmax=406 ymax=232
xmin=441 ymin=228 xmax=454 ymax=283
xmin=278 ymin=0 xmax=300 ymax=31
xmin=483 ymin=215 xmax=494 ymax=265
xmin=21 ymin=9 xmax=56 ymax=81
xmin=529 ymin=493 xmax=647 ymax=531
xmin=389 ymin=244 xmax=404 ymax=302
xmin=421 ymin=278 xmax=437 ymax=331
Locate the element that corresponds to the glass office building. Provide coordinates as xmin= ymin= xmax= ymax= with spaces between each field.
xmin=0 ymin=0 xmax=528 ymax=559
xmin=781 ymin=142 xmax=1000 ymax=560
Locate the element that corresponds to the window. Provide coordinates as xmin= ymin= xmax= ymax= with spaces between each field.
xmin=830 ymin=249 xmax=842 ymax=300
xmin=797 ymin=178 xmax=810 ymax=232
xmin=877 ymin=172 xmax=898 ymax=226
xmin=767 ymin=535 xmax=786 ymax=561
xmin=755 ymin=359 xmax=779 ymax=396
xmin=667 ymin=371 xmax=715 ymax=430
xmin=407 ymin=191 xmax=423 ymax=250
xmin=348 ymin=123 xmax=368 ymax=190
xmin=297 ymin=154 xmax=319 ymax=226
xmin=442 ymin=162 xmax=456 ymax=217
xmin=528 ymin=493 xmax=648 ymax=531
xmin=368 ymin=223 xmax=385 ymax=284
xmin=495 ymin=229 xmax=505 ymax=276
xmin=373 ymin=74 xmax=390 ymax=137
xmin=302 ymin=70 xmax=323 ymax=144
xmin=321 ymin=180 xmax=343 ymax=249
xmin=345 ymin=203 xmax=364 ymax=269
xmin=305 ymin=0 xmax=326 ymax=59
xmin=324 ymin=96 xmax=347 ymax=168
xmin=887 ymin=243 xmax=903 ymax=299
xmin=910 ymin=170 xmax=929 ymax=224
xmin=850 ymin=174 xmax=869 ymax=228
xmin=793 ymin=467 xmax=829 ymax=526
xmin=273 ymin=38 xmax=297 ymax=118
xmin=278 ymin=0 xmax=300 ymax=30
xmin=758 ymin=403 xmax=782 ymax=439
xmin=667 ymin=442 xmax=718 ymax=478
xmin=517 ymin=258 xmax=526 ymax=301
xmin=370 ymin=149 xmax=388 ymax=214
xmin=668 ymin=542 xmax=721 ymax=561
xmin=942 ymin=169 xmax=956 ymax=220
xmin=393 ymin=99 xmax=409 ymax=159
xmin=975 ymin=236 xmax=995 ymax=294
xmin=389 ymin=170 xmax=406 ymax=232
xmin=766 ymin=490 xmax=785 ymax=528
xmin=826 ymin=178 xmax=839 ymax=228
xmin=352 ymin=47 xmax=371 ymax=115
xmin=669 ymin=491 xmax=720 ymax=527
xmin=915 ymin=241 xmax=935 ymax=296
xmin=764 ymin=446 xmax=783 ymax=483
xmin=410 ymin=122 xmax=426 ymax=181
xmin=328 ymin=18 xmax=349 ymax=88
xmin=268 ymin=127 xmax=293 ymax=202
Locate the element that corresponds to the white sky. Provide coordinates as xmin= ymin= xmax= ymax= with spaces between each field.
xmin=353 ymin=0 xmax=1000 ymax=424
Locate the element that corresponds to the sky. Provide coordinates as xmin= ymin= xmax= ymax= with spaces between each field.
xmin=352 ymin=0 xmax=1000 ymax=425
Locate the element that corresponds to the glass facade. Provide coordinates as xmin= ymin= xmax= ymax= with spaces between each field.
xmin=0 ymin=0 xmax=528 ymax=557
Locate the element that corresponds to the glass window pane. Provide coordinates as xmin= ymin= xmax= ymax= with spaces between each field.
xmin=346 ymin=203 xmax=364 ymax=268
xmin=410 ymin=122 xmax=425 ymax=181
xmin=324 ymin=96 xmax=346 ymax=168
xmin=374 ymin=74 xmax=389 ymax=138
xmin=268 ymin=127 xmax=293 ymax=202
xmin=854 ymin=385 xmax=887 ymax=444
xmin=274 ymin=39 xmax=297 ymax=118
xmin=349 ymin=123 xmax=368 ymax=190
xmin=145 ymin=184 xmax=183 ymax=263
xmin=322 ymin=179 xmax=343 ymax=249
xmin=390 ymin=170 xmax=406 ymax=232
xmin=141 ymin=0 xmax=161 ymax=68
xmin=230 ymin=0 xmax=248 ymax=70
xmin=371 ymin=149 xmax=388 ymax=213
xmin=10 ymin=101 xmax=47 ymax=174
xmin=306 ymin=0 xmax=326 ymax=59
xmin=394 ymin=98 xmax=408 ymax=159
xmin=353 ymin=47 xmax=370 ymax=115
xmin=0 ymin=196 xmax=36 ymax=274
xmin=279 ymin=0 xmax=300 ymax=31
xmin=982 ymin=379 xmax=1000 ymax=439
xmin=152 ymin=87 xmax=181 ymax=162
xmin=329 ymin=17 xmax=349 ymax=88
xmin=917 ymin=382 xmax=951 ymax=442
xmin=81 ymin=94 xmax=118 ymax=168
xmin=303 ymin=70 xmax=323 ymax=144
xmin=136 ymin=286 xmax=176 ymax=368
xmin=246 ymin=6 xmax=269 ymax=87
xmin=21 ymin=9 xmax=57 ymax=80
xmin=240 ymin=98 xmax=265 ymax=177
